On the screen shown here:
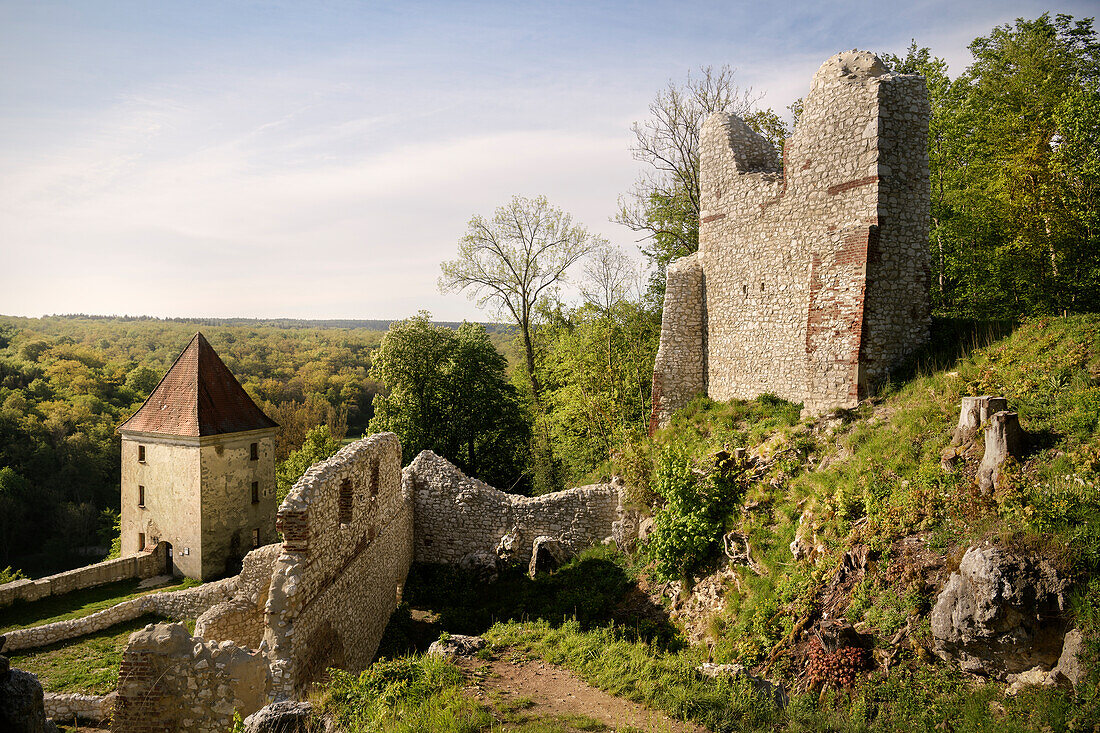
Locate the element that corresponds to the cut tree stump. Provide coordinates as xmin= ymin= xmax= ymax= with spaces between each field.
xmin=977 ymin=411 xmax=1024 ymax=494
xmin=952 ymin=396 xmax=1009 ymax=446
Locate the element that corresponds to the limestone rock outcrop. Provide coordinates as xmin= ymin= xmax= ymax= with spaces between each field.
xmin=243 ymin=701 xmax=320 ymax=733
xmin=931 ymin=545 xmax=1068 ymax=678
xmin=0 ymin=664 xmax=53 ymax=733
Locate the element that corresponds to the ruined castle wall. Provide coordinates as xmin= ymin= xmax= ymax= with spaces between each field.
xmin=113 ymin=623 xmax=270 ymax=733
xmin=653 ymin=51 xmax=930 ymax=425
xmin=0 ymin=544 xmax=166 ymax=609
xmin=195 ymin=543 xmax=282 ymax=649
xmin=406 ymin=450 xmax=624 ymax=564
xmin=265 ymin=433 xmax=412 ymax=696
xmin=649 ymin=253 xmax=705 ymax=431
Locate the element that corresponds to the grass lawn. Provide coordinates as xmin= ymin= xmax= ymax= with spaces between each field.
xmin=0 ymin=576 xmax=197 ymax=633
xmin=7 ymin=614 xmax=156 ymax=694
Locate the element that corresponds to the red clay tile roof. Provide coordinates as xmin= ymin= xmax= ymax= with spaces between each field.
xmin=119 ymin=333 xmax=278 ymax=437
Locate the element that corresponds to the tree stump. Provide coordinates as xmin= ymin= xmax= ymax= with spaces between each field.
xmin=977 ymin=411 xmax=1024 ymax=494
xmin=952 ymin=396 xmax=1009 ymax=446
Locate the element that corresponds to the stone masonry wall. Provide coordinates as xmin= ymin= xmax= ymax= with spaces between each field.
xmin=0 ymin=544 xmax=166 ymax=609
xmin=3 ymin=575 xmax=237 ymax=653
xmin=113 ymin=623 xmax=270 ymax=733
xmin=195 ymin=543 xmax=282 ymax=649
xmin=265 ymin=432 xmax=412 ymax=697
xmin=649 ymin=253 xmax=705 ymax=432
xmin=406 ymin=450 xmax=626 ymax=564
xmin=651 ymin=50 xmax=930 ymax=427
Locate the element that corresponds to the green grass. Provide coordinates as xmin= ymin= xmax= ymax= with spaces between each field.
xmin=6 ymin=613 xmax=161 ymax=694
xmin=0 ymin=576 xmax=197 ymax=633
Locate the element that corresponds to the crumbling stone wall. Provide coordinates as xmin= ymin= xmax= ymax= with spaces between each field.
xmin=265 ymin=432 xmax=412 ymax=696
xmin=405 ymin=450 xmax=627 ymax=564
xmin=195 ymin=543 xmax=282 ymax=649
xmin=0 ymin=543 xmax=166 ymax=609
xmin=651 ymin=50 xmax=930 ymax=427
xmin=113 ymin=623 xmax=270 ymax=733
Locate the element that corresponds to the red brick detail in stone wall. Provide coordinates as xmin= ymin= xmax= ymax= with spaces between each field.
xmin=701 ymin=213 xmax=726 ymax=223
xmin=277 ymin=509 xmax=309 ymax=555
xmin=827 ymin=175 xmax=878 ymax=196
xmin=805 ymin=228 xmax=871 ymax=403
xmin=114 ymin=651 xmax=172 ymax=732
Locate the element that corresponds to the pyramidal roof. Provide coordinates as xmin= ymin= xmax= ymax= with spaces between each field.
xmin=119 ymin=333 xmax=278 ymax=437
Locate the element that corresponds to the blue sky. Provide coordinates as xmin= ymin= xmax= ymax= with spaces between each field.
xmin=1 ymin=1 xmax=1094 ymax=321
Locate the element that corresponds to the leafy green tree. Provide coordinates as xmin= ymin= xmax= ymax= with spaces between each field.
xmin=276 ymin=424 xmax=343 ymax=506
xmin=369 ymin=314 xmax=530 ymax=490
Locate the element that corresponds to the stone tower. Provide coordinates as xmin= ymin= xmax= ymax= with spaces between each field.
xmin=650 ymin=50 xmax=931 ymax=430
xmin=118 ymin=333 xmax=279 ymax=580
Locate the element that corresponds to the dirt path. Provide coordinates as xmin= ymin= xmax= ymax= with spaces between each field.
xmin=455 ymin=653 xmax=709 ymax=733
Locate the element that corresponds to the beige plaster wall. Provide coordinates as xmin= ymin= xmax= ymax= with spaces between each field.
xmin=199 ymin=430 xmax=278 ymax=579
xmin=120 ymin=434 xmax=202 ymax=578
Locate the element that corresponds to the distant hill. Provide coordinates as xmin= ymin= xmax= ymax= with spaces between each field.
xmin=28 ymin=313 xmax=514 ymax=334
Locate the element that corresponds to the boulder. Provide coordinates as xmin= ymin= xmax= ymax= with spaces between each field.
xmin=528 ymin=536 xmax=569 ymax=578
xmin=457 ymin=551 xmax=502 ymax=584
xmin=0 ymin=667 xmax=48 ymax=733
xmin=696 ymin=663 xmax=788 ymax=708
xmin=427 ymin=634 xmax=486 ymax=659
xmin=496 ymin=529 xmax=521 ymax=560
xmin=637 ymin=517 xmax=656 ymax=543
xmin=931 ymin=545 xmax=1067 ymax=678
xmin=1050 ymin=628 xmax=1086 ymax=687
xmin=243 ymin=701 xmax=318 ymax=733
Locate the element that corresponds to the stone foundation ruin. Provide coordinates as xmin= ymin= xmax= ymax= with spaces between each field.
xmin=96 ymin=436 xmax=632 ymax=732
xmin=651 ymin=50 xmax=931 ymax=429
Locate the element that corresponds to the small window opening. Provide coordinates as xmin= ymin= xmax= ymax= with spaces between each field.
xmin=138 ymin=532 xmax=146 ymax=550
xmin=760 ymin=281 xmax=765 ymax=292
xmin=251 ymin=481 xmax=259 ymax=504
xmin=250 ymin=442 xmax=259 ymax=461
xmin=138 ymin=485 xmax=145 ymax=507
xmin=742 ymin=284 xmax=748 ymax=296
xmin=370 ymin=457 xmax=380 ymax=497
xmin=338 ymin=478 xmax=353 ymax=524
xmin=138 ymin=445 xmax=146 ymax=463
xmin=252 ymin=528 xmax=260 ymax=548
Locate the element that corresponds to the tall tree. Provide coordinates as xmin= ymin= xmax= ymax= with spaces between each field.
xmin=440 ymin=195 xmax=600 ymax=405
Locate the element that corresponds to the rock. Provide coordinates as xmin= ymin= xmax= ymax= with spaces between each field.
xmin=427 ymin=634 xmax=486 ymax=659
xmin=610 ymin=497 xmax=639 ymax=551
xmin=243 ymin=700 xmax=318 ymax=733
xmin=977 ymin=411 xmax=1024 ymax=494
xmin=496 ymin=529 xmax=521 ymax=560
xmin=528 ymin=536 xmax=568 ymax=578
xmin=931 ymin=545 xmax=1067 ymax=678
xmin=1005 ymin=665 xmax=1054 ymax=696
xmin=0 ymin=668 xmax=48 ymax=733
xmin=696 ymin=663 xmax=788 ymax=708
xmin=637 ymin=517 xmax=656 ymax=543
xmin=1050 ymin=628 xmax=1085 ymax=687
xmin=456 ymin=551 xmax=502 ymax=584
xmin=789 ymin=511 xmax=826 ymax=562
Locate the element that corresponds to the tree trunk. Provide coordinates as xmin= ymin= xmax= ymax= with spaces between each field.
xmin=951 ymin=395 xmax=1009 ymax=446
xmin=522 ymin=321 xmax=542 ymax=407
xmin=977 ymin=411 xmax=1024 ymax=495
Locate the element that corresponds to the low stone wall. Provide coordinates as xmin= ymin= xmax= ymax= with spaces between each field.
xmin=113 ymin=623 xmax=270 ymax=733
xmin=43 ymin=692 xmax=115 ymax=725
xmin=405 ymin=450 xmax=629 ymax=564
xmin=0 ymin=544 xmax=166 ymax=609
xmin=2 ymin=575 xmax=237 ymax=653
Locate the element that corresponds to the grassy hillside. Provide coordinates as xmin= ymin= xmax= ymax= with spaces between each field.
xmin=323 ymin=316 xmax=1100 ymax=732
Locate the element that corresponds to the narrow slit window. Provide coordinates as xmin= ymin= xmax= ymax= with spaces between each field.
xmin=252 ymin=528 xmax=260 ymax=548
xmin=760 ymin=282 xmax=765 ymax=292
xmin=138 ymin=485 xmax=145 ymax=507
xmin=742 ymin=284 xmax=748 ymax=296
xmin=138 ymin=532 xmax=146 ymax=550
xmin=250 ymin=442 xmax=259 ymax=461
xmin=370 ymin=457 xmax=380 ymax=497
xmin=251 ymin=481 xmax=259 ymax=504
xmin=138 ymin=445 xmax=146 ymax=463
xmin=338 ymin=478 xmax=353 ymax=524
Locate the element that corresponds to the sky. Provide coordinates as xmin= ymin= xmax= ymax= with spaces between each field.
xmin=1 ymin=1 xmax=1094 ymax=322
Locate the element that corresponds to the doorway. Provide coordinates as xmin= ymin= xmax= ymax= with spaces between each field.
xmin=164 ymin=542 xmax=174 ymax=575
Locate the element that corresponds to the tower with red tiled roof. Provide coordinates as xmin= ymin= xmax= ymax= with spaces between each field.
xmin=118 ymin=333 xmax=279 ymax=579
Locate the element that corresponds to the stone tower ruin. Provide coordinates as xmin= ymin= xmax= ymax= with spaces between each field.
xmin=118 ymin=333 xmax=279 ymax=580
xmin=650 ymin=50 xmax=931 ymax=429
